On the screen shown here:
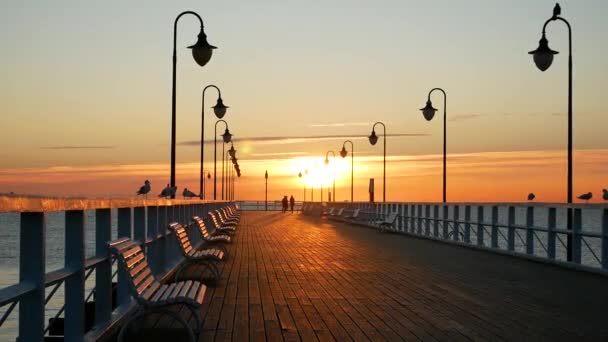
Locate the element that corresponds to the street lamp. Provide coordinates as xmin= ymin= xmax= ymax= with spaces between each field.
xmin=325 ymin=151 xmax=336 ymax=202
xmin=214 ymin=119 xmax=232 ymax=200
xmin=529 ymin=2 xmax=574 ymax=261
xmin=200 ymin=85 xmax=228 ymax=199
xmin=170 ymin=11 xmax=216 ymax=198
xmin=340 ymin=140 xmax=354 ymax=202
xmin=420 ymin=88 xmax=447 ymax=203
xmin=369 ymin=122 xmax=386 ymax=202
xmin=265 ymin=170 xmax=269 ymax=211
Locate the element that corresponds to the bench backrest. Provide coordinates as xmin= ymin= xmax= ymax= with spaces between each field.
xmin=208 ymin=212 xmax=222 ymax=228
xmin=328 ymin=208 xmax=335 ymax=215
xmin=169 ymin=222 xmax=194 ymax=256
xmin=193 ymin=216 xmax=211 ymax=239
xmin=385 ymin=212 xmax=398 ymax=224
xmin=107 ymin=238 xmax=160 ymax=304
xmin=336 ymin=208 xmax=344 ymax=216
xmin=352 ymin=209 xmax=360 ymax=218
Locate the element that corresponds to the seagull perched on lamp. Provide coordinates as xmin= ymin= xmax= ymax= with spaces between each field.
xmin=136 ymin=180 xmax=151 ymax=198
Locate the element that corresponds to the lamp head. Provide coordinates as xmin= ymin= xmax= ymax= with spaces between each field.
xmin=340 ymin=146 xmax=348 ymax=158
xmin=420 ymin=100 xmax=437 ymax=121
xmin=368 ymin=130 xmax=378 ymax=146
xmin=188 ymin=28 xmax=217 ymax=67
xmin=298 ymin=172 xmax=302 ymax=178
xmin=529 ymin=33 xmax=558 ymax=72
xmin=324 ymin=157 xmax=329 ymax=165
xmin=265 ymin=170 xmax=268 ymax=179
xmin=207 ymin=172 xmax=211 ymax=179
xmin=212 ymin=97 xmax=228 ymax=119
xmin=228 ymin=144 xmax=236 ymax=158
xmin=222 ymin=128 xmax=232 ymax=143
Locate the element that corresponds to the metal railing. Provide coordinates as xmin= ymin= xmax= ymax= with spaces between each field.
xmin=0 ymin=196 xmax=229 ymax=341
xmin=315 ymin=202 xmax=608 ymax=273
xmin=236 ymin=200 xmax=303 ymax=211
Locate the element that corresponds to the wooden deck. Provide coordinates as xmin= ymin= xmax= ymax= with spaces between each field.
xmin=121 ymin=211 xmax=608 ymax=341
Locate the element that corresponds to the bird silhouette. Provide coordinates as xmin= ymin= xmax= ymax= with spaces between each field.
xmin=136 ymin=180 xmax=151 ymax=199
xmin=577 ymin=192 xmax=592 ymax=203
xmin=169 ymin=186 xmax=178 ymax=198
xmin=553 ymin=3 xmax=561 ymax=17
xmin=602 ymin=189 xmax=607 ymax=201
xmin=159 ymin=184 xmax=171 ymax=198
xmin=183 ymin=188 xmax=197 ymax=199
xmin=527 ymin=193 xmax=535 ymax=201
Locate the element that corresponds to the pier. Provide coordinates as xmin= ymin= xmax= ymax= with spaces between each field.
xmin=0 ymin=199 xmax=607 ymax=341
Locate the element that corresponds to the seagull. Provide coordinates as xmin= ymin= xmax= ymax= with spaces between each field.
xmin=527 ymin=193 xmax=535 ymax=201
xmin=169 ymin=186 xmax=178 ymax=198
xmin=577 ymin=192 xmax=592 ymax=203
xmin=159 ymin=184 xmax=171 ymax=198
xmin=183 ymin=188 xmax=197 ymax=199
xmin=602 ymin=189 xmax=607 ymax=201
xmin=136 ymin=180 xmax=151 ymax=199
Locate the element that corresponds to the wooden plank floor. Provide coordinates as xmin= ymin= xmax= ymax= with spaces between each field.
xmin=121 ymin=211 xmax=608 ymax=341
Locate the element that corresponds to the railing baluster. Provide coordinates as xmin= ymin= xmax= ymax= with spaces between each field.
xmin=453 ymin=205 xmax=460 ymax=242
xmin=547 ymin=207 xmax=556 ymax=259
xmin=526 ymin=207 xmax=534 ymax=255
xmin=64 ymin=210 xmax=85 ymax=341
xmin=417 ymin=205 xmax=423 ymax=235
xmin=95 ymin=208 xmax=112 ymax=326
xmin=433 ymin=205 xmax=439 ymax=237
xmin=491 ymin=206 xmax=498 ymax=248
xmin=443 ymin=205 xmax=449 ymax=239
xmin=477 ymin=206 xmax=484 ymax=246
xmin=464 ymin=205 xmax=471 ymax=243
xmin=602 ymin=209 xmax=608 ymax=270
xmin=410 ymin=205 xmax=416 ymax=233
xmin=573 ymin=208 xmax=582 ymax=264
xmin=507 ymin=206 xmax=515 ymax=251
xmin=158 ymin=205 xmax=168 ymax=272
xmin=147 ymin=206 xmax=160 ymax=274
xmin=117 ymin=207 xmax=132 ymax=305
xmin=134 ymin=206 xmax=146 ymax=245
xmin=425 ymin=205 xmax=431 ymax=236
xmin=398 ymin=204 xmax=404 ymax=232
xmin=403 ymin=204 xmax=409 ymax=232
xmin=19 ymin=212 xmax=45 ymax=341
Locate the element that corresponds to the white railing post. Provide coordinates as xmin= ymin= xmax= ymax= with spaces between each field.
xmin=477 ymin=206 xmax=484 ymax=246
xmin=433 ymin=205 xmax=439 ymax=237
xmin=417 ymin=204 xmax=423 ymax=235
xmin=117 ymin=207 xmax=132 ymax=305
xmin=403 ymin=204 xmax=409 ymax=232
xmin=442 ymin=205 xmax=449 ymax=239
xmin=464 ymin=206 xmax=471 ymax=243
xmin=573 ymin=208 xmax=582 ymax=264
xmin=602 ymin=209 xmax=608 ymax=270
xmin=398 ymin=204 xmax=404 ymax=232
xmin=64 ymin=210 xmax=85 ymax=341
xmin=94 ymin=208 xmax=112 ymax=327
xmin=18 ymin=212 xmax=45 ymax=342
xmin=507 ymin=206 xmax=515 ymax=251
xmin=425 ymin=205 xmax=431 ymax=236
xmin=491 ymin=206 xmax=498 ymax=248
xmin=547 ymin=207 xmax=556 ymax=260
xmin=526 ymin=207 xmax=534 ymax=255
xmin=453 ymin=205 xmax=460 ymax=241
xmin=410 ymin=205 xmax=416 ymax=234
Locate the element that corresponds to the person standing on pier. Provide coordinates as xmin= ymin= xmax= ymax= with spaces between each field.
xmin=282 ymin=196 xmax=288 ymax=213
xmin=289 ymin=195 xmax=295 ymax=213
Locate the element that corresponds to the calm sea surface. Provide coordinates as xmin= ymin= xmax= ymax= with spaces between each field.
xmin=0 ymin=206 xmax=604 ymax=339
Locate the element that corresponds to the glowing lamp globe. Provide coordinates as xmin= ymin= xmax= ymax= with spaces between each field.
xmin=528 ymin=34 xmax=558 ymax=72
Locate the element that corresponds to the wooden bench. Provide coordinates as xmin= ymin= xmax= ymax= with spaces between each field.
xmin=192 ymin=216 xmax=232 ymax=248
xmin=223 ymin=205 xmax=240 ymax=221
xmin=374 ymin=212 xmax=399 ymax=233
xmin=107 ymin=237 xmax=206 ymax=342
xmin=215 ymin=209 xmax=239 ymax=227
xmin=168 ymin=222 xmax=224 ymax=283
xmin=207 ymin=212 xmax=237 ymax=234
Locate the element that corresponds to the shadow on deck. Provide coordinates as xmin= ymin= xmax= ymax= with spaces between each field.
xmin=116 ymin=211 xmax=608 ymax=341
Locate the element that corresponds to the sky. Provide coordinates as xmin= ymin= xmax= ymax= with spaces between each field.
xmin=1 ymin=0 xmax=607 ymax=202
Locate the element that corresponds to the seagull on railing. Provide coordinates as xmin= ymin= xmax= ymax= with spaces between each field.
xmin=169 ymin=186 xmax=178 ymax=198
xmin=527 ymin=193 xmax=535 ymax=201
xmin=183 ymin=188 xmax=197 ymax=199
xmin=577 ymin=192 xmax=592 ymax=204
xmin=602 ymin=189 xmax=607 ymax=201
xmin=159 ymin=184 xmax=171 ymax=198
xmin=136 ymin=180 xmax=151 ymax=199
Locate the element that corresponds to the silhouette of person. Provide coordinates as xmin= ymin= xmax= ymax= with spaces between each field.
xmin=289 ymin=195 xmax=295 ymax=213
xmin=282 ymin=196 xmax=288 ymax=213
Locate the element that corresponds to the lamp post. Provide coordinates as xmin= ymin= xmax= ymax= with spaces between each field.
xmin=369 ymin=122 xmax=386 ymax=202
xmin=200 ymin=85 xmax=228 ymax=199
xmin=170 ymin=11 xmax=216 ymax=198
xmin=340 ymin=140 xmax=354 ymax=202
xmin=325 ymin=151 xmax=336 ymax=202
xmin=420 ymin=88 xmax=447 ymax=203
xmin=299 ymin=171 xmax=308 ymax=201
xmin=201 ymin=169 xmax=211 ymax=199
xmin=214 ymin=120 xmax=232 ymax=200
xmin=265 ymin=170 xmax=268 ymax=211
xmin=529 ymin=2 xmax=574 ymax=261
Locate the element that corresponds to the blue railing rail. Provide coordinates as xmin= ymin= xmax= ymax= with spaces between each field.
xmin=0 ymin=196 xmax=229 ymax=341
xmin=314 ymin=202 xmax=608 ymax=274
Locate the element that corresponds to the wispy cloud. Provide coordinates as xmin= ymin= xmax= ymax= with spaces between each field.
xmin=41 ymin=145 xmax=117 ymax=150
xmin=449 ymin=114 xmax=483 ymax=122
xmin=308 ymin=122 xmax=372 ymax=128
xmin=178 ymin=133 xmax=428 ymax=147
xmin=250 ymin=152 xmax=309 ymax=157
